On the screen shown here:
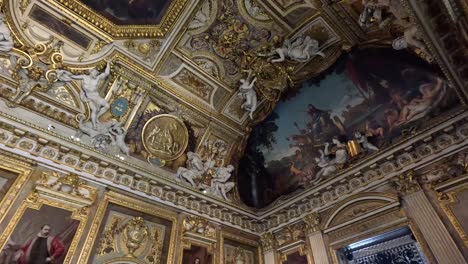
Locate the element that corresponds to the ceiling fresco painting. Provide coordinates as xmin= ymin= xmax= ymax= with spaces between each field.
xmin=0 ymin=0 xmax=466 ymax=225
xmin=238 ymin=48 xmax=460 ymax=208
xmin=78 ymin=0 xmax=171 ymax=25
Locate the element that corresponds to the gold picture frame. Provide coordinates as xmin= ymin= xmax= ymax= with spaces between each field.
xmin=279 ymin=245 xmax=312 ymax=264
xmin=0 ymin=191 xmax=88 ymax=264
xmin=220 ymin=231 xmax=263 ymax=264
xmin=78 ymin=191 xmax=178 ymax=264
xmin=49 ymin=0 xmax=190 ymax=39
xmin=438 ymin=184 xmax=468 ymax=247
xmin=178 ymin=215 xmax=218 ymax=264
xmin=179 ymin=240 xmax=216 ymax=264
xmin=0 ymin=150 xmax=34 ymax=224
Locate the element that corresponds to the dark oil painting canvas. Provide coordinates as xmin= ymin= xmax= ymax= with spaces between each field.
xmin=78 ymin=0 xmax=172 ymax=25
xmin=238 ymin=48 xmax=460 ymax=208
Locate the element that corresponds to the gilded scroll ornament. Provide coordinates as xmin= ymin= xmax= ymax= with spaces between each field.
xmin=97 ymin=217 xmax=122 ymax=255
xmin=142 ymin=114 xmax=189 ymax=161
xmin=145 ymin=228 xmax=163 ymax=264
xmin=5 ymin=39 xmax=69 ymax=107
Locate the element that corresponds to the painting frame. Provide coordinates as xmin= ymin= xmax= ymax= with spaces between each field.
xmin=0 ymin=150 xmax=34 ymax=224
xmin=179 ymin=240 xmax=216 ymax=264
xmin=77 ymin=191 xmax=178 ymax=264
xmin=437 ymin=180 xmax=468 ymax=247
xmin=0 ymin=191 xmax=88 ymax=264
xmin=47 ymin=0 xmax=189 ymax=39
xmin=279 ymin=246 xmax=312 ymax=264
xmin=220 ymin=231 xmax=263 ymax=264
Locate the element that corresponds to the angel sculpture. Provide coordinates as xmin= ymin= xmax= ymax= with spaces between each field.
xmin=260 ymin=35 xmax=325 ymax=63
xmin=0 ymin=12 xmax=13 ymax=52
xmin=361 ymin=0 xmax=410 ymax=28
xmin=206 ymin=165 xmax=235 ymax=201
xmin=314 ymin=149 xmax=337 ymax=181
xmin=354 ymin=131 xmax=379 ymax=152
xmin=109 ymin=123 xmax=130 ymax=156
xmin=176 ymin=152 xmax=206 ymax=187
xmin=237 ymin=69 xmax=258 ymax=119
xmin=56 ymin=60 xmax=112 ymax=130
xmin=392 ymin=24 xmax=429 ymax=55
xmin=314 ymin=138 xmax=349 ymax=182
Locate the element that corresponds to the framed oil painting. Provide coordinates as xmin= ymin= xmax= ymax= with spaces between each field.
xmin=182 ymin=245 xmax=213 ymax=264
xmin=282 ymin=251 xmax=309 ymax=264
xmin=77 ymin=0 xmax=172 ymax=25
xmin=220 ymin=232 xmax=261 ymax=264
xmin=0 ymin=152 xmax=33 ymax=224
xmin=238 ymin=48 xmax=461 ymax=208
xmin=439 ymin=184 xmax=468 ymax=247
xmin=79 ymin=191 xmax=178 ymax=264
xmin=0 ymin=194 xmax=87 ymax=264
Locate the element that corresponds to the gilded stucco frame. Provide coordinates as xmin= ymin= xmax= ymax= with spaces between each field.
xmin=178 ymin=239 xmax=217 ymax=264
xmin=77 ymin=191 xmax=178 ymax=264
xmin=219 ymin=231 xmax=263 ymax=264
xmin=438 ymin=184 xmax=468 ymax=247
xmin=48 ymin=0 xmax=189 ymax=39
xmin=0 ymin=150 xmax=34 ymax=224
xmin=278 ymin=244 xmax=313 ymax=264
xmin=0 ymin=191 xmax=88 ymax=264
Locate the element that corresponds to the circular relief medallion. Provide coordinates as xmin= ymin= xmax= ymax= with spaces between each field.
xmin=142 ymin=114 xmax=189 ymax=161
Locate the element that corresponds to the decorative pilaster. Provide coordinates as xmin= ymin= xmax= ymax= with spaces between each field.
xmin=261 ymin=232 xmax=279 ymax=264
xmin=304 ymin=212 xmax=330 ymax=264
xmin=396 ymin=171 xmax=467 ymax=264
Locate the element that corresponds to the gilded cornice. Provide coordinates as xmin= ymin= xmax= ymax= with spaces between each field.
xmin=0 ymin=107 xmax=467 ymax=234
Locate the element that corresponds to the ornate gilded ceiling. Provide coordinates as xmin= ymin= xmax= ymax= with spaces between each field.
xmin=0 ymin=0 xmax=466 ymax=224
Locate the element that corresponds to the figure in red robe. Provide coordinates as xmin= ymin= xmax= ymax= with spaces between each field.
xmin=18 ymin=224 xmax=64 ymax=264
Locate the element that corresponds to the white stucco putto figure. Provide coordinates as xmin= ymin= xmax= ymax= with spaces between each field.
xmin=109 ymin=124 xmax=130 ymax=156
xmin=354 ymin=131 xmax=379 ymax=152
xmin=237 ymin=70 xmax=258 ymax=119
xmin=176 ymin=151 xmax=205 ymax=186
xmin=263 ymin=35 xmax=325 ymax=63
xmin=392 ymin=24 xmax=429 ymax=55
xmin=0 ymin=12 xmax=13 ymax=52
xmin=57 ymin=61 xmax=112 ymax=129
xmin=207 ymin=165 xmax=235 ymax=201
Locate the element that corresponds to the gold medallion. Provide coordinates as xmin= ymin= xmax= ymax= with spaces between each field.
xmin=142 ymin=114 xmax=189 ymax=161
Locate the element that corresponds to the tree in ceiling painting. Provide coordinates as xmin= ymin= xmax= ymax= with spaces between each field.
xmin=238 ymin=48 xmax=460 ymax=208
xmin=78 ymin=0 xmax=171 ymax=25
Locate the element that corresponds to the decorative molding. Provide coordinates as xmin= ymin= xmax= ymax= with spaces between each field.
xmin=0 ymin=105 xmax=467 ymax=235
